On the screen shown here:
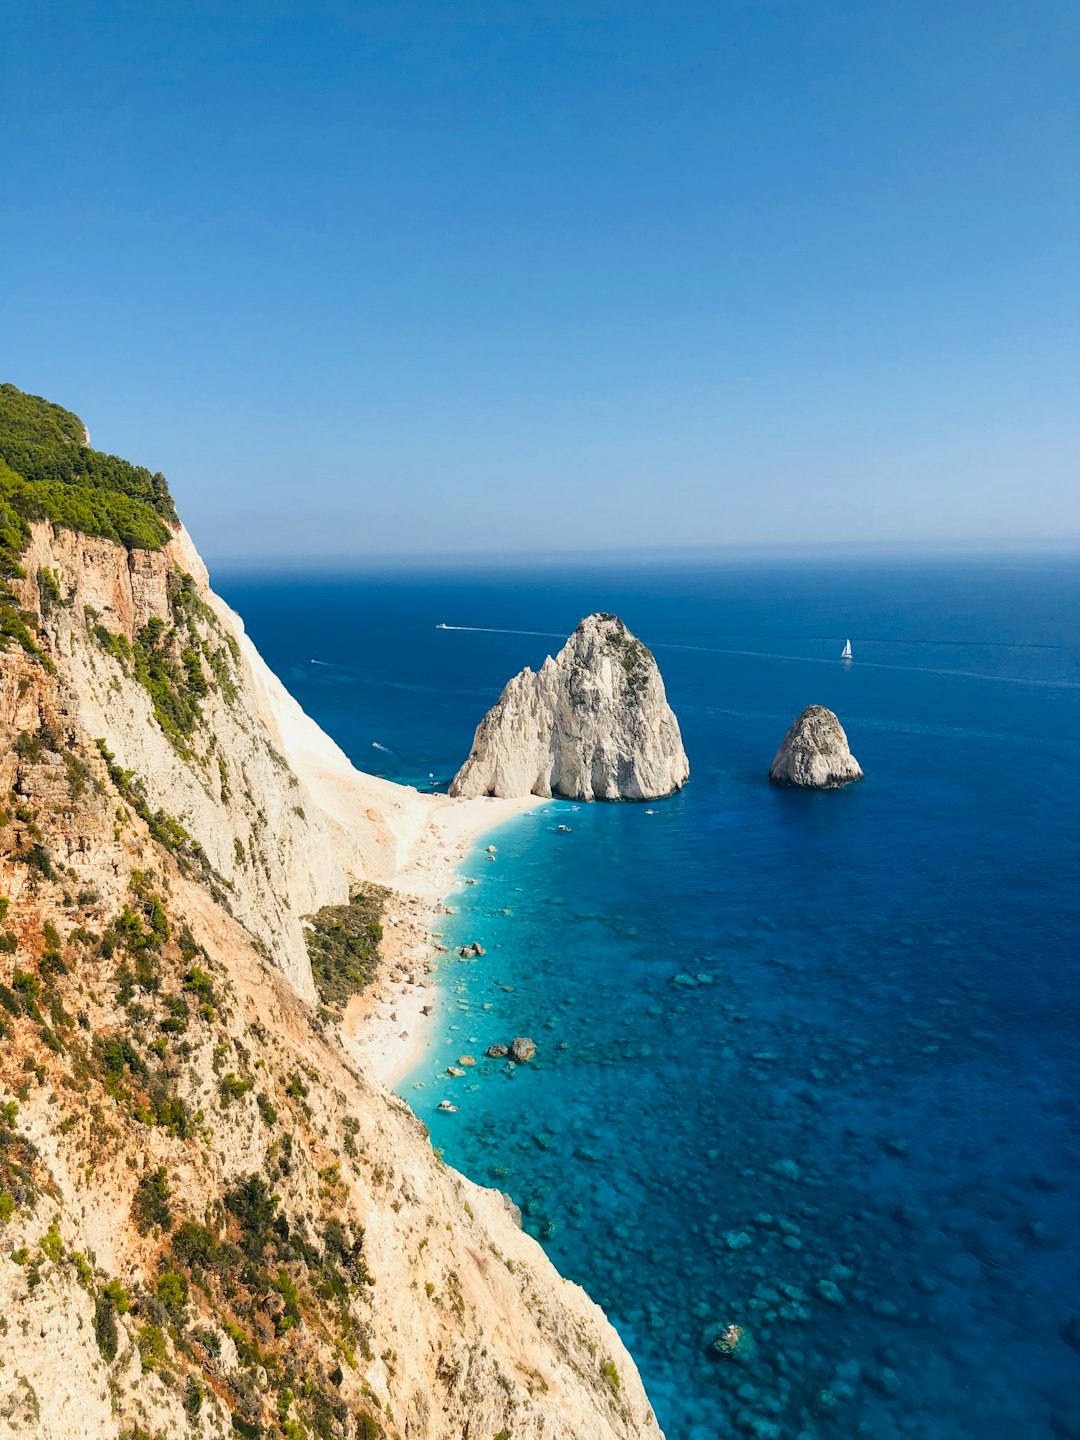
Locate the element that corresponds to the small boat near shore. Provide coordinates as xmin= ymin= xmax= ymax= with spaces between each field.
xmin=437 ymin=1100 xmax=458 ymax=1113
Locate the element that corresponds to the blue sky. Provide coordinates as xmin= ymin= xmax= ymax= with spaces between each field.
xmin=3 ymin=0 xmax=1077 ymax=561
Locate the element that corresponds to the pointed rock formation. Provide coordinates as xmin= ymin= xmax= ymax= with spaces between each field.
xmin=768 ymin=705 xmax=863 ymax=788
xmin=450 ymin=613 xmax=689 ymax=801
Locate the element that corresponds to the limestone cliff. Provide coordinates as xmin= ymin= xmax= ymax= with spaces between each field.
xmin=768 ymin=705 xmax=864 ymax=788
xmin=450 ymin=613 xmax=690 ymax=801
xmin=0 ymin=394 xmax=660 ymax=1439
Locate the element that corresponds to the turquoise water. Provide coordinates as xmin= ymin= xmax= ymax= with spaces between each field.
xmin=219 ymin=556 xmax=1080 ymax=1440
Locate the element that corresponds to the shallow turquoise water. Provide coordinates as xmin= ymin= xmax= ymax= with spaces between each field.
xmin=219 ymin=555 xmax=1080 ymax=1440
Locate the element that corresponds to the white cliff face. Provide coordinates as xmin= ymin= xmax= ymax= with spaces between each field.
xmin=450 ymin=613 xmax=690 ymax=801
xmin=16 ymin=523 xmax=353 ymax=999
xmin=768 ymin=705 xmax=864 ymax=788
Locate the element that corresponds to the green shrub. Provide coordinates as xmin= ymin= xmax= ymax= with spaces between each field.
xmin=132 ymin=1165 xmax=172 ymax=1233
xmin=19 ymin=843 xmax=55 ymax=879
xmin=182 ymin=966 xmax=216 ymax=1006
xmin=102 ymin=1278 xmax=130 ymax=1313
xmin=94 ymin=1293 xmax=119 ymax=1361
xmin=273 ymin=1268 xmax=301 ymax=1333
xmin=224 ymin=1174 xmax=279 ymax=1261
xmin=172 ymin=1220 xmax=220 ymax=1271
xmin=219 ymin=1072 xmax=252 ymax=1105
xmin=38 ymin=1222 xmax=63 ymax=1263
xmin=93 ymin=1279 xmax=130 ymax=1363
xmin=137 ymin=1322 xmax=168 ymax=1367
xmin=156 ymin=1268 xmax=188 ymax=1312
xmin=304 ymin=886 xmax=387 ymax=1012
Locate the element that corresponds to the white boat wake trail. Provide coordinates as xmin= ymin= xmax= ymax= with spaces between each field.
xmin=436 ymin=624 xmax=566 ymax=639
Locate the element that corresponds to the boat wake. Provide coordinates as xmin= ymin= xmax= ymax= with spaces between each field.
xmin=436 ymin=624 xmax=566 ymax=639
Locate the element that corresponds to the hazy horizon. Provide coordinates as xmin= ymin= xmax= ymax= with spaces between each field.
xmin=200 ymin=534 xmax=1079 ymax=573
xmin=5 ymin=1 xmax=1077 ymax=559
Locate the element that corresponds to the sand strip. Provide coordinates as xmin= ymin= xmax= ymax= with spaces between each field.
xmin=339 ymin=793 xmax=545 ymax=1086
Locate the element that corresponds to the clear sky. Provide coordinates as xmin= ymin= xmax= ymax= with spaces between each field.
xmin=3 ymin=0 xmax=1077 ymax=562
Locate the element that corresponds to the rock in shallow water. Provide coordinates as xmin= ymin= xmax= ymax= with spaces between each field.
xmin=768 ymin=705 xmax=863 ymax=789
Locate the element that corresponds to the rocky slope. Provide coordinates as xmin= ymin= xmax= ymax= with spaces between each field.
xmin=0 ymin=394 xmax=660 ymax=1440
xmin=768 ymin=705 xmax=864 ymax=788
xmin=450 ymin=613 xmax=690 ymax=801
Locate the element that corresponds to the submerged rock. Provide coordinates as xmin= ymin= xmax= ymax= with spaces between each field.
xmin=449 ymin=613 xmax=690 ymax=801
xmin=815 ymin=1279 xmax=846 ymax=1307
xmin=710 ymin=1323 xmax=757 ymax=1365
xmin=768 ymin=705 xmax=863 ymax=789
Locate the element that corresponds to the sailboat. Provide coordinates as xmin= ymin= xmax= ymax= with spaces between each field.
xmin=841 ymin=638 xmax=853 ymax=661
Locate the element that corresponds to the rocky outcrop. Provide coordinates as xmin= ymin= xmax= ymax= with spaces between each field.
xmin=768 ymin=705 xmax=863 ymax=788
xmin=450 ymin=613 xmax=689 ymax=801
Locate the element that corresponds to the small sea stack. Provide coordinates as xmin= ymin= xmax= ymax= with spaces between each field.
xmin=769 ymin=705 xmax=863 ymax=789
xmin=449 ymin=613 xmax=689 ymax=801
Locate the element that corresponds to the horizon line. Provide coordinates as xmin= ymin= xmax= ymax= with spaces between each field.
xmin=199 ymin=534 xmax=1080 ymax=573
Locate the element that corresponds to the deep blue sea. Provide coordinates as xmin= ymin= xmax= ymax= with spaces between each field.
xmin=218 ymin=555 xmax=1080 ymax=1440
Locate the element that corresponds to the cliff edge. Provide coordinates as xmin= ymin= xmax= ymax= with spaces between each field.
xmin=450 ymin=612 xmax=690 ymax=801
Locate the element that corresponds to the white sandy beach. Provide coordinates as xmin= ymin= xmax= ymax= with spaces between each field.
xmin=338 ymin=790 xmax=544 ymax=1086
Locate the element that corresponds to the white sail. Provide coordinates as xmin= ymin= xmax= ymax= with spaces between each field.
xmin=841 ymin=639 xmax=852 ymax=660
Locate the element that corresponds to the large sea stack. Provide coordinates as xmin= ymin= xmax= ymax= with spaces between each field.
xmin=450 ymin=612 xmax=690 ymax=801
xmin=769 ymin=705 xmax=864 ymax=788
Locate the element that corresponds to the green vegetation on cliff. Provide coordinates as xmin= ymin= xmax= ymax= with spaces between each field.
xmin=304 ymin=887 xmax=387 ymax=1013
xmin=89 ymin=569 xmax=240 ymax=757
xmin=0 ymin=383 xmax=176 ymax=546
xmin=0 ymin=383 xmax=178 ymax=666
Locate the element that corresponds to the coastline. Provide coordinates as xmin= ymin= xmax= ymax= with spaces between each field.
xmin=231 ymin=588 xmax=548 ymax=1088
xmin=339 ymin=792 xmax=545 ymax=1087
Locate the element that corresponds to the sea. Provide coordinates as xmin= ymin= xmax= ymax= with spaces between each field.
xmin=217 ymin=553 xmax=1079 ymax=1440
